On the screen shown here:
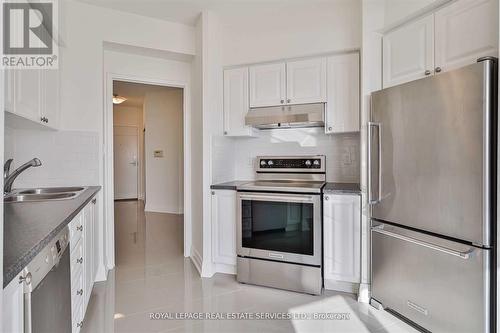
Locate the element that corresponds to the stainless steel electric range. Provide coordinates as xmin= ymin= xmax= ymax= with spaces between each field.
xmin=236 ymin=155 xmax=325 ymax=295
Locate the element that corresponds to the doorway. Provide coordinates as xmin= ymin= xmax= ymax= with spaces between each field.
xmin=105 ymin=76 xmax=191 ymax=271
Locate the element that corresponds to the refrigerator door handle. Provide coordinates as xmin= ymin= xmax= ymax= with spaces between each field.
xmin=368 ymin=122 xmax=382 ymax=204
xmin=372 ymin=226 xmax=475 ymax=260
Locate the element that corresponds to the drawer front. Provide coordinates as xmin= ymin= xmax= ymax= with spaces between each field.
xmin=69 ymin=213 xmax=83 ymax=249
xmin=70 ymin=239 xmax=84 ymax=282
xmin=371 ymin=223 xmax=489 ymax=332
xmin=71 ymin=270 xmax=84 ymax=312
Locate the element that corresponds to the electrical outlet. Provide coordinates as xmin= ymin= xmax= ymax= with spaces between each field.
xmin=154 ymin=150 xmax=164 ymax=158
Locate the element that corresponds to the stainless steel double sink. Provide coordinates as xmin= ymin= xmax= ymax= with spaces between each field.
xmin=4 ymin=187 xmax=87 ymax=203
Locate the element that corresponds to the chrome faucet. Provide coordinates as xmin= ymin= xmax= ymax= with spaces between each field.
xmin=4 ymin=158 xmax=42 ymax=194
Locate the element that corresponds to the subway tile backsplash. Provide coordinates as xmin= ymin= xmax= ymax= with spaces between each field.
xmin=4 ymin=127 xmax=100 ymax=188
xmin=212 ymin=128 xmax=360 ymax=184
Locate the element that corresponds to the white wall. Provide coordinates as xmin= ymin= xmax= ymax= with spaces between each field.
xmin=113 ymin=105 xmax=144 ymax=199
xmin=144 ymin=88 xmax=184 ymax=214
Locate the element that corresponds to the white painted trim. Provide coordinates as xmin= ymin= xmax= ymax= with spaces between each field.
xmin=112 ymin=124 xmax=140 ymax=200
xmin=324 ymin=280 xmax=360 ymax=294
xmin=214 ymin=263 xmax=236 ymax=275
xmin=357 ymin=283 xmax=371 ymax=303
xmin=190 ymin=246 xmax=203 ymax=276
xmin=144 ymin=204 xmax=183 ymax=215
xmin=104 ymin=72 xmax=192 ymax=273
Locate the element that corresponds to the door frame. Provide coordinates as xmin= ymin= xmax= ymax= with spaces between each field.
xmin=112 ymin=125 xmax=140 ymax=200
xmin=104 ymin=73 xmax=192 ymax=270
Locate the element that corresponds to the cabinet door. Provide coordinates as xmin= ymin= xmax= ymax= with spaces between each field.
xmin=435 ymin=0 xmax=498 ymax=72
xmin=325 ymin=53 xmax=359 ymax=134
xmin=223 ymin=68 xmax=252 ymax=136
xmin=83 ymin=202 xmax=94 ymax=309
xmin=4 ymin=69 xmax=15 ymax=113
xmin=286 ymin=57 xmax=326 ymax=105
xmin=323 ymin=194 xmax=361 ymax=284
xmin=211 ymin=190 xmax=237 ymax=266
xmin=2 ymin=273 xmax=24 ymax=333
xmin=15 ymin=69 xmax=43 ymax=121
xmin=383 ymin=14 xmax=434 ymax=88
xmin=41 ymin=69 xmax=60 ymax=129
xmin=249 ymin=62 xmax=286 ymax=108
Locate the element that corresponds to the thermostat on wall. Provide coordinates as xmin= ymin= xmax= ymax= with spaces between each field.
xmin=154 ymin=150 xmax=164 ymax=158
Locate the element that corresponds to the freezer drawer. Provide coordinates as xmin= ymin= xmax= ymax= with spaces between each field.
xmin=371 ymin=222 xmax=491 ymax=333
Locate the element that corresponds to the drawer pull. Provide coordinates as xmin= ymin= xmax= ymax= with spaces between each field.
xmin=77 ymin=289 xmax=83 ymax=296
xmin=372 ymin=226 xmax=474 ymax=259
xmin=77 ymin=257 xmax=83 ymax=264
xmin=77 ymin=225 xmax=83 ymax=231
xmin=77 ymin=321 xmax=83 ymax=328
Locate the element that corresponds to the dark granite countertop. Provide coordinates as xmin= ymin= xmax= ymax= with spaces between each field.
xmin=210 ymin=181 xmax=250 ymax=190
xmin=323 ymin=182 xmax=361 ymax=194
xmin=3 ymin=186 xmax=101 ymax=288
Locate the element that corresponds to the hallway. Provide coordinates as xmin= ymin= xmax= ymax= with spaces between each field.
xmin=82 ymin=201 xmax=417 ymax=333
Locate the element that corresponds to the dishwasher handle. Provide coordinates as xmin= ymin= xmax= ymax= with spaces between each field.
xmin=372 ymin=226 xmax=474 ymax=260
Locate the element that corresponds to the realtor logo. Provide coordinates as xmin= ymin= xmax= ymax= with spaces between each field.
xmin=2 ymin=0 xmax=58 ymax=68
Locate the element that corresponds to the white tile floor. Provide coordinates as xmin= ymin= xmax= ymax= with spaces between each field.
xmin=82 ymin=200 xmax=418 ymax=333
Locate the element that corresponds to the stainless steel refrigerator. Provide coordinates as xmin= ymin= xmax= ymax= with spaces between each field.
xmin=369 ymin=57 xmax=497 ymax=332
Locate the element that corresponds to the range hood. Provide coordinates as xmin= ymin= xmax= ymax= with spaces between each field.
xmin=245 ymin=103 xmax=325 ymax=129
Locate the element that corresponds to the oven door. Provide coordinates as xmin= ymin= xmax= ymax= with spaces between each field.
xmin=237 ymin=191 xmax=321 ymax=266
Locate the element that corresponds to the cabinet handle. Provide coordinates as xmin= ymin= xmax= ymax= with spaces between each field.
xmin=324 ymin=196 xmax=329 ymax=201
xmin=287 ymin=99 xmax=291 ymax=103
xmin=77 ymin=257 xmax=83 ymax=264
xmin=223 ymin=131 xmax=227 ymax=135
xmin=77 ymin=289 xmax=83 ymax=296
xmin=435 ymin=67 xmax=442 ymax=73
xmin=19 ymin=272 xmax=32 ymax=285
xmin=77 ymin=321 xmax=83 ymax=328
xmin=92 ymin=198 xmax=97 ymax=204
xmin=280 ymin=99 xmax=284 ymax=104
xmin=45 ymin=118 xmax=49 ymax=123
xmin=211 ymin=191 xmax=215 ymax=195
xmin=77 ymin=225 xmax=83 ymax=231
xmin=328 ymin=126 xmax=333 ymax=131
xmin=424 ymin=70 xmax=431 ymax=76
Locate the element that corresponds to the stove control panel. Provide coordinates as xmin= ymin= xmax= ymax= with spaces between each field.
xmin=257 ymin=156 xmax=324 ymax=171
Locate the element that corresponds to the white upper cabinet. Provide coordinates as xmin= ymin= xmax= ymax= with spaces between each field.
xmin=286 ymin=58 xmax=326 ymax=105
xmin=326 ymin=53 xmax=359 ymax=134
xmin=435 ymin=0 xmax=498 ymax=73
xmin=383 ymin=14 xmax=435 ymax=88
xmin=223 ymin=67 xmax=253 ymax=136
xmin=15 ymin=69 xmax=43 ymax=121
xmin=249 ymin=62 xmax=286 ymax=108
xmin=323 ymin=194 xmax=361 ymax=291
xmin=42 ymin=70 xmax=60 ymax=129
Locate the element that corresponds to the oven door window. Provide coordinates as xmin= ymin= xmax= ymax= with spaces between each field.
xmin=241 ymin=199 xmax=314 ymax=255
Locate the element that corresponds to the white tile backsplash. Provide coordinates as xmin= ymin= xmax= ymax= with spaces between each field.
xmin=4 ymin=127 xmax=100 ymax=188
xmin=211 ymin=128 xmax=360 ymax=183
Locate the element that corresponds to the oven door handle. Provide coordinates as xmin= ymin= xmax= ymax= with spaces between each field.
xmin=239 ymin=194 xmax=315 ymax=203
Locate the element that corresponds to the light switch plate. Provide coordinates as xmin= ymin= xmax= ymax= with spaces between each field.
xmin=154 ymin=150 xmax=164 ymax=158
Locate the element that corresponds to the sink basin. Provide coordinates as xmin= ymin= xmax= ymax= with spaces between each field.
xmin=17 ymin=187 xmax=85 ymax=195
xmin=4 ymin=192 xmax=77 ymax=203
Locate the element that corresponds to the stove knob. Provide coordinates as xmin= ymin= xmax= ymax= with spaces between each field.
xmin=268 ymin=160 xmax=274 ymax=166
xmin=313 ymin=160 xmax=320 ymax=166
xmin=305 ymin=160 xmax=312 ymax=167
xmin=260 ymin=160 xmax=267 ymax=166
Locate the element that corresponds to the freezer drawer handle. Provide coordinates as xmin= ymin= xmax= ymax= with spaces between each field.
xmin=372 ymin=227 xmax=474 ymax=260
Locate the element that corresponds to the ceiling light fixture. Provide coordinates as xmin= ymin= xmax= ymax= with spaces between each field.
xmin=113 ymin=94 xmax=127 ymax=105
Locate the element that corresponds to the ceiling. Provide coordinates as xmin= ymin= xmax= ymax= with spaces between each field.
xmin=76 ymin=0 xmax=347 ymax=26
xmin=113 ymin=81 xmax=179 ymax=108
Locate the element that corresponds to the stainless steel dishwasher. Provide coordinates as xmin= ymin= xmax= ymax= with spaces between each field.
xmin=21 ymin=227 xmax=72 ymax=333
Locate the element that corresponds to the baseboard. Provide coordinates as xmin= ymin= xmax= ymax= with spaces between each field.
xmin=214 ymin=263 xmax=236 ymax=275
xmin=324 ymin=279 xmax=360 ymax=294
xmin=190 ymin=247 xmax=203 ymax=276
xmin=357 ymin=283 xmax=371 ymax=303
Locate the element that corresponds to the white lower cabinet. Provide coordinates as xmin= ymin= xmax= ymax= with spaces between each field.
xmin=69 ymin=197 xmax=98 ymax=333
xmin=2 ymin=273 xmax=24 ymax=333
xmin=323 ymin=193 xmax=361 ymax=293
xmin=211 ymin=189 xmax=237 ymax=273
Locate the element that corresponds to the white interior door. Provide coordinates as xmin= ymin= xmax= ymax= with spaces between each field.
xmin=114 ymin=126 xmax=139 ymax=200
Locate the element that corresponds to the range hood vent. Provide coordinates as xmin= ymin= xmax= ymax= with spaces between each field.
xmin=245 ymin=103 xmax=325 ymax=129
